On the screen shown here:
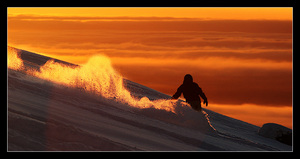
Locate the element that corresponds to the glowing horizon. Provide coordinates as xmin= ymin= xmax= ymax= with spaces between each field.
xmin=8 ymin=7 xmax=292 ymax=20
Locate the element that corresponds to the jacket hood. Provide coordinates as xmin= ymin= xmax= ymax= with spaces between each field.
xmin=183 ymin=74 xmax=193 ymax=84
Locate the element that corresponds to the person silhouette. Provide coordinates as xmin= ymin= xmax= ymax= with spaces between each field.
xmin=171 ymin=74 xmax=208 ymax=111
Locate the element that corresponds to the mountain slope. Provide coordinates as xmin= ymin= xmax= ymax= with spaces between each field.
xmin=7 ymin=46 xmax=292 ymax=151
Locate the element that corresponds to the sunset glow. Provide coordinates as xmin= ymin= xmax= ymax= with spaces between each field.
xmin=8 ymin=7 xmax=292 ymax=20
xmin=7 ymin=7 xmax=293 ymax=128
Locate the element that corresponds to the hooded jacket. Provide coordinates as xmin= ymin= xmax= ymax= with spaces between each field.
xmin=172 ymin=74 xmax=207 ymax=104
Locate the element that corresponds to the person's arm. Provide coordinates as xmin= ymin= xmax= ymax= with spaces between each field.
xmin=171 ymin=85 xmax=183 ymax=99
xmin=196 ymin=84 xmax=208 ymax=106
xmin=200 ymin=90 xmax=208 ymax=106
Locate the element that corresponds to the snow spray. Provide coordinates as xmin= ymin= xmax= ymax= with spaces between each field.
xmin=8 ymin=49 xmax=179 ymax=113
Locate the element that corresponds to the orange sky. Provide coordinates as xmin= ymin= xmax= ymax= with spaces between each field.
xmin=7 ymin=8 xmax=293 ymax=129
xmin=8 ymin=7 xmax=292 ymax=20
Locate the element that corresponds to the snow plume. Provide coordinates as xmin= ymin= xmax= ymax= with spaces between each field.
xmin=25 ymin=55 xmax=178 ymax=113
xmin=7 ymin=47 xmax=24 ymax=70
xmin=8 ymin=48 xmax=217 ymax=134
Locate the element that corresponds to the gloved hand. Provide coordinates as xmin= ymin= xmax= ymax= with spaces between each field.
xmin=203 ymin=100 xmax=208 ymax=106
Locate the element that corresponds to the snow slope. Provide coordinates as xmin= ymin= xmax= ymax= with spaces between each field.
xmin=7 ymin=47 xmax=292 ymax=151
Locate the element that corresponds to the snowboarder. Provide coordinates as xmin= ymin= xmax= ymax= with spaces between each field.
xmin=171 ymin=74 xmax=208 ymax=111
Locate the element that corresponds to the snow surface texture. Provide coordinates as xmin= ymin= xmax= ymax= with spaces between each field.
xmin=7 ymin=47 xmax=292 ymax=151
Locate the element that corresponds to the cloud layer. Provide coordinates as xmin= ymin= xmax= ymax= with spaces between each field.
xmin=8 ymin=15 xmax=293 ymax=107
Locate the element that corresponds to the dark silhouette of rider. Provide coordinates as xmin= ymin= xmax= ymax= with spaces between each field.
xmin=171 ymin=74 xmax=208 ymax=111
